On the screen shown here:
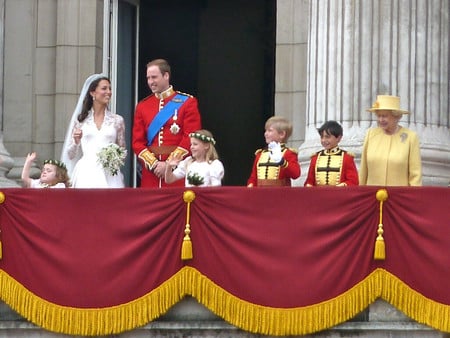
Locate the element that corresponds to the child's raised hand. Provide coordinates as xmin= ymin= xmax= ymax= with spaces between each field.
xmin=25 ymin=152 xmax=37 ymax=163
xmin=268 ymin=142 xmax=282 ymax=163
xmin=167 ymin=152 xmax=183 ymax=167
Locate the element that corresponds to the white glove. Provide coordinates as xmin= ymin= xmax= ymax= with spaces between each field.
xmin=268 ymin=141 xmax=283 ymax=163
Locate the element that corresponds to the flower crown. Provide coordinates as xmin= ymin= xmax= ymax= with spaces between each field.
xmin=189 ymin=132 xmax=216 ymax=145
xmin=44 ymin=159 xmax=67 ymax=170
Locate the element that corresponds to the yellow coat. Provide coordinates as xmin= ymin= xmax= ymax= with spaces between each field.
xmin=359 ymin=126 xmax=422 ymax=186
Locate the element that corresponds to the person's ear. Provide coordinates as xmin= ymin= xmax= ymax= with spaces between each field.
xmin=337 ymin=135 xmax=343 ymax=142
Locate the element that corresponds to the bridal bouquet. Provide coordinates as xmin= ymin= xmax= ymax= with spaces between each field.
xmin=97 ymin=143 xmax=127 ymax=176
xmin=187 ymin=172 xmax=204 ymax=186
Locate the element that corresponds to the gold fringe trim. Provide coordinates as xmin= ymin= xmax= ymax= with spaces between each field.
xmin=189 ymin=268 xmax=450 ymax=335
xmin=380 ymin=269 xmax=450 ymax=333
xmin=0 ymin=270 xmax=185 ymax=336
xmin=1 ymin=268 xmax=449 ymax=335
xmin=185 ymin=266 xmax=380 ymax=336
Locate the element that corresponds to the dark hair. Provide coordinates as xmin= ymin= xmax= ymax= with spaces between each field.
xmin=147 ymin=59 xmax=171 ymax=78
xmin=317 ymin=120 xmax=343 ymax=138
xmin=78 ymin=76 xmax=110 ymax=123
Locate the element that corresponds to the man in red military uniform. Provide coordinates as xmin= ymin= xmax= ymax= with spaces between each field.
xmin=132 ymin=59 xmax=201 ymax=187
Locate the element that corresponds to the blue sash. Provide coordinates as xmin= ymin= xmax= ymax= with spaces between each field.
xmin=147 ymin=93 xmax=189 ymax=145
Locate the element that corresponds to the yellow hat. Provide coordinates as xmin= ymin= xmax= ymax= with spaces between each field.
xmin=367 ymin=95 xmax=409 ymax=114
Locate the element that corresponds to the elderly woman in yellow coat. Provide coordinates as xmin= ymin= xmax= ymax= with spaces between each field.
xmin=359 ymin=95 xmax=422 ymax=186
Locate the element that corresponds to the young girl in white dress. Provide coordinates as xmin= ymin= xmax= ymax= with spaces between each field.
xmin=21 ymin=152 xmax=70 ymax=188
xmin=165 ymin=129 xmax=224 ymax=187
xmin=61 ymin=74 xmax=126 ymax=188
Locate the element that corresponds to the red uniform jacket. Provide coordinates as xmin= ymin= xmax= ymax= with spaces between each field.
xmin=132 ymin=90 xmax=201 ymax=187
xmin=247 ymin=145 xmax=300 ymax=187
xmin=304 ymin=148 xmax=359 ymax=186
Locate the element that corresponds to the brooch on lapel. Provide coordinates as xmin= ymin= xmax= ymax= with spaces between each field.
xmin=400 ymin=132 xmax=408 ymax=143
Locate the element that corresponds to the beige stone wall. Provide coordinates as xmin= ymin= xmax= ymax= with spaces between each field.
xmin=3 ymin=0 xmax=104 ymax=163
xmin=3 ymin=0 xmax=36 ymax=158
xmin=274 ymin=0 xmax=309 ymax=150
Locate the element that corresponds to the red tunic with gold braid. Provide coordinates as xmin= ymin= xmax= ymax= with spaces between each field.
xmin=247 ymin=145 xmax=300 ymax=187
xmin=132 ymin=87 xmax=201 ymax=187
xmin=304 ymin=147 xmax=359 ymax=186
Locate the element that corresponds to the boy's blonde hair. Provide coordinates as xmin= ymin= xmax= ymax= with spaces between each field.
xmin=265 ymin=116 xmax=293 ymax=142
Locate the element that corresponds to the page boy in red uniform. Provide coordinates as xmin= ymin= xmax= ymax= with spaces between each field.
xmin=247 ymin=116 xmax=300 ymax=187
xmin=304 ymin=120 xmax=358 ymax=187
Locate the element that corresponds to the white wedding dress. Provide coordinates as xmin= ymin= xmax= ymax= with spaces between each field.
xmin=67 ymin=110 xmax=126 ymax=188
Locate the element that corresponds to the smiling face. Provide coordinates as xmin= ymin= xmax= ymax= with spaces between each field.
xmin=190 ymin=137 xmax=209 ymax=162
xmin=376 ymin=110 xmax=401 ymax=134
xmin=320 ymin=131 xmax=342 ymax=150
xmin=91 ymin=79 xmax=112 ymax=106
xmin=40 ymin=164 xmax=58 ymax=185
xmin=147 ymin=65 xmax=170 ymax=94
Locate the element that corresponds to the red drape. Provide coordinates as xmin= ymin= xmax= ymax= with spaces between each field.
xmin=0 ymin=186 xmax=448 ymax=335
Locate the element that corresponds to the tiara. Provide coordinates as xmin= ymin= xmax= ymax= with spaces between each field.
xmin=44 ymin=159 xmax=67 ymax=170
xmin=189 ymin=132 xmax=216 ymax=145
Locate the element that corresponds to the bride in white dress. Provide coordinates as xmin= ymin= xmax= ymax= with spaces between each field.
xmin=61 ymin=74 xmax=126 ymax=188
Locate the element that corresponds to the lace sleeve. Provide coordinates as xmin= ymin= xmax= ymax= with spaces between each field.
xmin=67 ymin=123 xmax=82 ymax=160
xmin=115 ymin=115 xmax=126 ymax=148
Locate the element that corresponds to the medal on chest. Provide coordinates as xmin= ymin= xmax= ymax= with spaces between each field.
xmin=170 ymin=109 xmax=180 ymax=134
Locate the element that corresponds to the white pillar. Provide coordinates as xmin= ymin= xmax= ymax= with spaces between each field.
xmin=297 ymin=0 xmax=449 ymax=186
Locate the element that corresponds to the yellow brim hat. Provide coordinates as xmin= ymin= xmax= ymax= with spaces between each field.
xmin=367 ymin=95 xmax=409 ymax=114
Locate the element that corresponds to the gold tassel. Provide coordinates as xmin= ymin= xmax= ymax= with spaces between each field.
xmin=182 ymin=190 xmax=196 ymax=260
xmin=374 ymin=189 xmax=388 ymax=260
xmin=181 ymin=231 xmax=192 ymax=260
xmin=374 ymin=227 xmax=385 ymax=260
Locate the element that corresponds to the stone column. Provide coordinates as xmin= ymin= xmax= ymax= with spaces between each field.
xmin=0 ymin=0 xmax=20 ymax=187
xmin=54 ymin=0 xmax=105 ymax=156
xmin=297 ymin=0 xmax=449 ymax=186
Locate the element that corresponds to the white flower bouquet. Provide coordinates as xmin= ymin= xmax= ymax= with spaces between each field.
xmin=97 ymin=143 xmax=127 ymax=176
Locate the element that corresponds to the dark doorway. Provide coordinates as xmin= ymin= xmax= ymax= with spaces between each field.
xmin=139 ymin=0 xmax=276 ymax=185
